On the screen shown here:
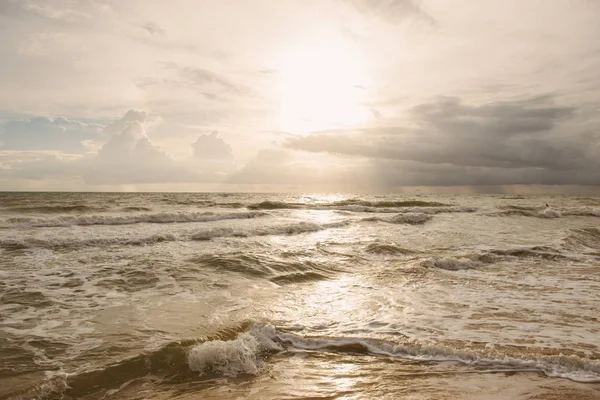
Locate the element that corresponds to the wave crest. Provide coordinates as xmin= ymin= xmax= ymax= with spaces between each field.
xmin=1 ymin=211 xmax=265 ymax=228
xmin=189 ymin=325 xmax=282 ymax=377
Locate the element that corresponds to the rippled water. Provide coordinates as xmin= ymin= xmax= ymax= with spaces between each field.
xmin=0 ymin=192 xmax=599 ymax=399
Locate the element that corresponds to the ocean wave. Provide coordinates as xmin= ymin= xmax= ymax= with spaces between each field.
xmin=422 ymin=246 xmax=572 ymax=269
xmin=562 ymin=208 xmax=600 ymax=217
xmin=365 ymin=242 xmax=418 ymax=255
xmin=247 ymin=201 xmax=303 ymax=210
xmin=120 ymin=206 xmax=152 ymax=212
xmin=488 ymin=246 xmax=570 ymax=261
xmin=272 ymin=328 xmax=600 ymax=383
xmin=4 ymin=204 xmax=107 ymax=213
xmin=493 ymin=207 xmax=599 ymax=219
xmin=189 ymin=325 xmax=282 ymax=377
xmin=493 ymin=209 xmax=561 ymax=218
xmin=18 ymin=323 xmax=600 ymax=399
xmin=363 ymin=212 xmax=433 ymax=225
xmin=563 ymin=228 xmax=600 ymax=252
xmin=247 ymin=199 xmax=449 ymax=211
xmin=1 ymin=221 xmax=350 ymax=251
xmin=0 ymin=233 xmax=180 ymax=251
xmin=0 ymin=211 xmax=266 ymax=228
xmin=390 ymin=213 xmax=432 ymax=224
xmin=191 ymin=221 xmax=350 ymax=241
xmin=188 ymin=252 xmax=340 ymax=284
xmin=422 ymin=257 xmax=482 ymax=270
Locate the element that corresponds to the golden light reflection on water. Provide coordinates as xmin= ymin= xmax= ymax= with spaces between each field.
xmin=299 ymin=276 xmax=365 ymax=327
xmin=297 ymin=193 xmax=350 ymax=205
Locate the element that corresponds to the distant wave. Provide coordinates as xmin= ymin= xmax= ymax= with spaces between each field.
xmin=1 ymin=221 xmax=351 ymax=251
xmin=363 ymin=212 xmax=433 ymax=225
xmin=247 ymin=199 xmax=451 ymax=211
xmin=0 ymin=211 xmax=265 ymax=228
xmin=191 ymin=221 xmax=350 ymax=241
xmin=493 ymin=206 xmax=599 ymax=219
xmin=3 ymin=204 xmax=108 ymax=213
xmin=120 ymin=206 xmax=152 ymax=212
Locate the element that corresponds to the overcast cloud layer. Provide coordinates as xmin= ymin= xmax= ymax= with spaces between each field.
xmin=1 ymin=0 xmax=599 ymax=192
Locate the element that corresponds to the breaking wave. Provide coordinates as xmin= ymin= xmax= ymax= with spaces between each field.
xmin=365 ymin=242 xmax=418 ymax=255
xmin=272 ymin=328 xmax=600 ymax=383
xmin=188 ymin=325 xmax=282 ymax=377
xmin=421 ymin=245 xmax=576 ymax=270
xmin=494 ymin=206 xmax=599 ymax=219
xmin=187 ymin=252 xmax=340 ymax=284
xmin=191 ymin=221 xmax=350 ymax=241
xmin=0 ymin=221 xmax=350 ymax=251
xmin=364 ymin=212 xmax=433 ymax=225
xmin=0 ymin=211 xmax=265 ymax=228
xmin=12 ymin=321 xmax=600 ymax=399
xmin=0 ymin=233 xmax=180 ymax=251
xmin=248 ymin=199 xmax=449 ymax=211
xmin=422 ymin=257 xmax=482 ymax=270
xmin=3 ymin=204 xmax=107 ymax=214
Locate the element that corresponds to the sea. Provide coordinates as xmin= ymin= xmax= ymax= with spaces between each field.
xmin=0 ymin=192 xmax=599 ymax=400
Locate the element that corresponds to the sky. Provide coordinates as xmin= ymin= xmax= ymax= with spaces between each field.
xmin=1 ymin=0 xmax=599 ymax=193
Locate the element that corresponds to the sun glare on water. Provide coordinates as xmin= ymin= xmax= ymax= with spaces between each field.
xmin=275 ymin=39 xmax=371 ymax=135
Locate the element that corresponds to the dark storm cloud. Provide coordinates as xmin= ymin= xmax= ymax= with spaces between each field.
xmin=285 ymin=96 xmax=600 ymax=185
xmin=365 ymin=159 xmax=600 ymax=187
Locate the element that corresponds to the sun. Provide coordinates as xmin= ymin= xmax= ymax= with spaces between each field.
xmin=275 ymin=39 xmax=371 ymax=135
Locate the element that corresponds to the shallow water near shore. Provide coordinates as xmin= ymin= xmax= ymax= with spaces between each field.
xmin=1 ymin=192 xmax=599 ymax=399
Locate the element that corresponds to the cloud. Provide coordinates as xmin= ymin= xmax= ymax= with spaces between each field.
xmin=284 ymin=96 xmax=600 ymax=185
xmin=190 ymin=132 xmax=236 ymax=175
xmin=0 ymin=0 xmax=113 ymax=25
xmin=192 ymin=132 xmax=234 ymax=160
xmin=228 ymin=149 xmax=341 ymax=186
xmin=0 ymin=116 xmax=103 ymax=152
xmin=229 ymin=149 xmax=295 ymax=185
xmin=81 ymin=110 xmax=201 ymax=184
xmin=227 ymin=148 xmax=367 ymax=190
xmin=345 ymin=0 xmax=436 ymax=25
xmin=0 ymin=110 xmax=238 ymax=185
xmin=154 ymin=62 xmax=252 ymax=101
xmin=140 ymin=22 xmax=164 ymax=36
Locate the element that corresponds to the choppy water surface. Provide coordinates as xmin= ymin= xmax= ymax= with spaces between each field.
xmin=0 ymin=192 xmax=599 ymax=399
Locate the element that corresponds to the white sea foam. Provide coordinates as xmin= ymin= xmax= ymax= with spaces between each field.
xmin=191 ymin=221 xmax=350 ymax=241
xmin=0 ymin=233 xmax=180 ymax=250
xmin=188 ymin=325 xmax=282 ymax=377
xmin=540 ymin=208 xmax=561 ymax=218
xmin=390 ymin=213 xmax=432 ymax=224
xmin=272 ymin=329 xmax=600 ymax=383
